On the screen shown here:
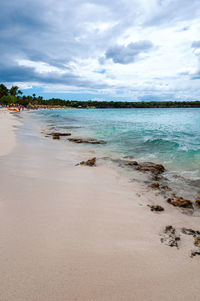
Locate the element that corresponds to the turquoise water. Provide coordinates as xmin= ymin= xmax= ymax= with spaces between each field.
xmin=32 ymin=108 xmax=200 ymax=180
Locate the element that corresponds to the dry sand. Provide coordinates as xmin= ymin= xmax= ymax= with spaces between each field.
xmin=0 ymin=110 xmax=199 ymax=301
xmin=0 ymin=108 xmax=20 ymax=156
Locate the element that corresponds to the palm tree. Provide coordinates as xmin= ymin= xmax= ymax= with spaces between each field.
xmin=9 ymin=86 xmax=19 ymax=96
xmin=0 ymin=84 xmax=8 ymax=98
xmin=32 ymin=93 xmax=38 ymax=105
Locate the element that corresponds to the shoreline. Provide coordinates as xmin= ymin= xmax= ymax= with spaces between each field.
xmin=0 ymin=108 xmax=21 ymax=156
xmin=0 ymin=110 xmax=200 ymax=300
xmin=39 ymin=108 xmax=200 ymax=202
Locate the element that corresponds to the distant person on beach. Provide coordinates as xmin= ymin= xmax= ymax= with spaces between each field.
xmin=18 ymin=105 xmax=21 ymax=111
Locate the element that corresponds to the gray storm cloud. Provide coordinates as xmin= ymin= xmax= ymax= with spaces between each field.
xmin=192 ymin=41 xmax=200 ymax=48
xmin=105 ymin=41 xmax=154 ymax=64
xmin=0 ymin=0 xmax=200 ymax=100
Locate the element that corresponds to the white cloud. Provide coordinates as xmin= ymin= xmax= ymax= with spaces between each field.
xmin=17 ymin=59 xmax=66 ymax=74
xmin=1 ymin=0 xmax=200 ymax=100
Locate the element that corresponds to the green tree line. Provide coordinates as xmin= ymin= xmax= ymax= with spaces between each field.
xmin=0 ymin=83 xmax=200 ymax=108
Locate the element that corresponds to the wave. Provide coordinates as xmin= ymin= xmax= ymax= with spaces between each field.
xmin=142 ymin=138 xmax=179 ymax=151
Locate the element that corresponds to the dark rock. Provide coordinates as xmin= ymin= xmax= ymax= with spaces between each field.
xmin=181 ymin=228 xmax=200 ymax=237
xmin=53 ymin=135 xmax=60 ymax=139
xmin=50 ymin=132 xmax=71 ymax=136
xmin=195 ymin=200 xmax=200 ymax=207
xmin=148 ymin=205 xmax=164 ymax=212
xmin=167 ymin=196 xmax=193 ymax=209
xmin=68 ymin=138 xmax=106 ymax=144
xmin=125 ymin=161 xmax=138 ymax=166
xmin=136 ymin=162 xmax=165 ymax=175
xmin=48 ymin=132 xmax=71 ymax=139
xmin=165 ymin=225 xmax=175 ymax=235
xmin=194 ymin=237 xmax=200 ymax=247
xmin=150 ymin=182 xmax=160 ymax=189
xmin=78 ymin=157 xmax=96 ymax=166
xmin=191 ymin=250 xmax=200 ymax=258
xmin=161 ymin=185 xmax=169 ymax=190
xmin=161 ymin=225 xmax=180 ymax=248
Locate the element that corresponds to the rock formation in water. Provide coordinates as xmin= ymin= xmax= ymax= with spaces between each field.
xmin=167 ymin=196 xmax=193 ymax=209
xmin=136 ymin=162 xmax=165 ymax=175
xmin=47 ymin=132 xmax=71 ymax=139
xmin=68 ymin=138 xmax=106 ymax=144
xmin=77 ymin=157 xmax=96 ymax=166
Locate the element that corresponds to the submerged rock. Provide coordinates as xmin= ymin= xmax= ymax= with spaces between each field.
xmin=136 ymin=162 xmax=165 ymax=175
xmin=150 ymin=183 xmax=169 ymax=191
xmin=147 ymin=204 xmax=164 ymax=212
xmin=161 ymin=225 xmax=180 ymax=248
xmin=50 ymin=132 xmax=71 ymax=136
xmin=68 ymin=138 xmax=106 ymax=144
xmin=161 ymin=185 xmax=169 ymax=190
xmin=47 ymin=132 xmax=71 ymax=139
xmin=109 ymin=158 xmax=138 ymax=168
xmin=125 ymin=160 xmax=138 ymax=166
xmin=123 ymin=155 xmax=135 ymax=160
xmin=150 ymin=182 xmax=160 ymax=189
xmin=78 ymin=157 xmax=96 ymax=166
xmin=167 ymin=196 xmax=193 ymax=209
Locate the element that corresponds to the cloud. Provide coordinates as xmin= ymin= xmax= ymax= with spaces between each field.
xmin=0 ymin=0 xmax=200 ymax=100
xmin=105 ymin=41 xmax=154 ymax=64
xmin=180 ymin=40 xmax=200 ymax=80
xmin=144 ymin=0 xmax=200 ymax=27
xmin=192 ymin=41 xmax=200 ymax=49
xmin=0 ymin=60 xmax=110 ymax=90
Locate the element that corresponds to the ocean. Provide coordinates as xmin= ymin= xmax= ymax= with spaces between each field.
xmin=32 ymin=108 xmax=200 ymax=180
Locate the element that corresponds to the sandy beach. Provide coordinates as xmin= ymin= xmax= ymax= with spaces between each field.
xmin=0 ymin=109 xmax=200 ymax=301
xmin=0 ymin=108 xmax=20 ymax=156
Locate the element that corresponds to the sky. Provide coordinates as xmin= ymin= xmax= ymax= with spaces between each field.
xmin=1 ymin=0 xmax=200 ymax=101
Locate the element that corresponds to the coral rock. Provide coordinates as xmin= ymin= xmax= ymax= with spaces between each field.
xmin=53 ymin=135 xmax=60 ymax=139
xmin=161 ymin=225 xmax=180 ymax=248
xmin=181 ymin=228 xmax=200 ymax=236
xmin=195 ymin=200 xmax=200 ymax=207
xmin=167 ymin=196 xmax=193 ymax=209
xmin=125 ymin=161 xmax=138 ymax=166
xmin=48 ymin=132 xmax=71 ymax=139
xmin=51 ymin=132 xmax=71 ymax=136
xmin=161 ymin=185 xmax=169 ymax=190
xmin=136 ymin=162 xmax=165 ymax=175
xmin=150 ymin=182 xmax=160 ymax=189
xmin=148 ymin=205 xmax=164 ymax=212
xmin=79 ymin=157 xmax=96 ymax=166
xmin=194 ymin=237 xmax=200 ymax=247
xmin=191 ymin=250 xmax=200 ymax=258
xmin=68 ymin=138 xmax=106 ymax=144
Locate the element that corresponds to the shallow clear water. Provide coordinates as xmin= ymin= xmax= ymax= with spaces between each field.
xmin=32 ymin=108 xmax=200 ymax=180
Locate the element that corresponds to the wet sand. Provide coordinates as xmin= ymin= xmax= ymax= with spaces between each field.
xmin=0 ymin=111 xmax=200 ymax=301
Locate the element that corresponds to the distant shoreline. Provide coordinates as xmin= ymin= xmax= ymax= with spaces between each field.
xmin=1 ymin=84 xmax=200 ymax=109
xmin=10 ymin=104 xmax=200 ymax=110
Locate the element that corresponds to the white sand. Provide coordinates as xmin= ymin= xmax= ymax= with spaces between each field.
xmin=0 ymin=111 xmax=199 ymax=301
xmin=0 ymin=108 xmax=20 ymax=156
